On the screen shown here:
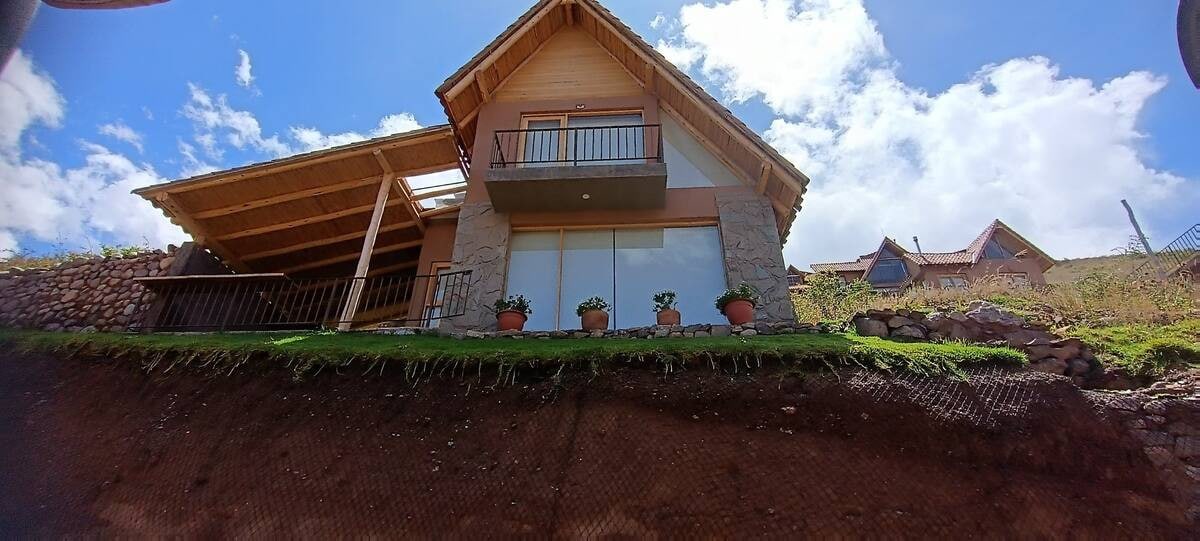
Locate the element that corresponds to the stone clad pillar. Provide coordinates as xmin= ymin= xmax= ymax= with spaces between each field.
xmin=715 ymin=190 xmax=794 ymax=322
xmin=442 ymin=202 xmax=510 ymax=331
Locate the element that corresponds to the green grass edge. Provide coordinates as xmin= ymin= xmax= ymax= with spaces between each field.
xmin=0 ymin=327 xmax=1026 ymax=381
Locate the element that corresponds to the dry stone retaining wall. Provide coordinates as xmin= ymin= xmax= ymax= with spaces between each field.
xmin=851 ymin=301 xmax=1099 ymax=383
xmin=0 ymin=249 xmax=176 ymax=332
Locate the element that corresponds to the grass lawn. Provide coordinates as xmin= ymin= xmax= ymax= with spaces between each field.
xmin=0 ymin=328 xmax=1025 ymax=379
xmin=1072 ymin=319 xmax=1200 ymax=377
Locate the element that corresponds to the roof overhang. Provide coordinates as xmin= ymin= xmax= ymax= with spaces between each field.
xmin=134 ymin=126 xmax=466 ymax=276
xmin=433 ymin=0 xmax=810 ymax=241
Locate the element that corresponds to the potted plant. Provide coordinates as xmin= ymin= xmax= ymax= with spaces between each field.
xmin=715 ymin=283 xmax=759 ymax=325
xmin=576 ymin=296 xmax=611 ymax=331
xmin=493 ymin=295 xmax=532 ymax=332
xmin=652 ymin=290 xmax=680 ymax=326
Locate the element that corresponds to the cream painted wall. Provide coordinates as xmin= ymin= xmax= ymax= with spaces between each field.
xmin=661 ymin=112 xmax=742 ymax=189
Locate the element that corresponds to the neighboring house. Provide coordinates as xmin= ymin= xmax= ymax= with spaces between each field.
xmin=809 ymin=220 xmax=1055 ymax=292
xmin=132 ymin=0 xmax=809 ymax=332
xmin=786 ymin=265 xmax=810 ymax=292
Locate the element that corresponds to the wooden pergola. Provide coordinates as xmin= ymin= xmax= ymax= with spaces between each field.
xmin=134 ymin=126 xmax=467 ymax=329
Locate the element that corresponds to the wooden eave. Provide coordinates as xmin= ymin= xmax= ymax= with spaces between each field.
xmin=134 ymin=126 xmax=466 ymax=276
xmin=434 ymin=0 xmax=810 ymax=241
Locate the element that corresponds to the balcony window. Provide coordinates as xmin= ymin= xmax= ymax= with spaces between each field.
xmin=492 ymin=111 xmax=660 ymax=168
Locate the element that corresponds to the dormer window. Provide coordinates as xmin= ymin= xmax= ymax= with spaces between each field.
xmin=867 ymin=248 xmax=908 ymax=285
xmin=982 ymin=238 xmax=1014 ymax=260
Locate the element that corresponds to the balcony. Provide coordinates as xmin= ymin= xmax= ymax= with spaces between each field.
xmin=486 ymin=123 xmax=667 ymax=212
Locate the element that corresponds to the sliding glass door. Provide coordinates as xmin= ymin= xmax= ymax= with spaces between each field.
xmin=506 ymin=226 xmax=726 ymax=330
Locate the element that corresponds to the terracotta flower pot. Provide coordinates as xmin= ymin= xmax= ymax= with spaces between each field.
xmin=496 ymin=310 xmax=527 ymax=332
xmin=722 ymin=299 xmax=755 ymax=326
xmin=656 ymin=308 xmax=681 ymax=326
xmin=580 ymin=309 xmax=609 ymax=331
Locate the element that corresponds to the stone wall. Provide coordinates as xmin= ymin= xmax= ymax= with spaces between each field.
xmin=1100 ymin=388 xmax=1200 ymax=521
xmin=851 ymin=301 xmax=1098 ymax=383
xmin=715 ymin=190 xmax=793 ymax=322
xmin=0 ymin=249 xmax=177 ymax=332
xmin=442 ymin=202 xmax=510 ymax=332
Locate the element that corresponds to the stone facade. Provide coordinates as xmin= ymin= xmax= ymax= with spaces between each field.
xmin=0 ymin=249 xmax=177 ymax=332
xmin=715 ymin=190 xmax=793 ymax=322
xmin=442 ymin=202 xmax=511 ymax=332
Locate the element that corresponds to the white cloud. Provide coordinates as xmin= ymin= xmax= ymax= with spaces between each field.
xmin=0 ymin=50 xmax=64 ymax=154
xmin=98 ymin=120 xmax=144 ymax=153
xmin=660 ymin=0 xmax=1199 ymax=266
xmin=0 ymin=51 xmax=187 ymax=256
xmin=649 ymin=13 xmax=666 ymax=29
xmin=659 ymin=0 xmax=886 ymax=117
xmin=182 ymin=82 xmax=289 ymax=157
xmin=177 ymin=139 xmax=219 ymax=178
xmin=235 ymin=49 xmax=259 ymax=94
xmin=289 ymin=112 xmax=422 ymax=152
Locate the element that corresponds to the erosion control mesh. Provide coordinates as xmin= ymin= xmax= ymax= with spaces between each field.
xmin=1 ymin=352 xmax=1193 ymax=537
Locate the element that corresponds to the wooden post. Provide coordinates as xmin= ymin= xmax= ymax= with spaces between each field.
xmin=338 ymin=174 xmax=393 ymax=330
xmin=1121 ymin=199 xmax=1166 ymax=280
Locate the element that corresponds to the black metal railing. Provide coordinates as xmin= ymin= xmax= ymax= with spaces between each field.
xmin=1132 ymin=223 xmax=1200 ymax=277
xmin=132 ymin=270 xmax=471 ymax=332
xmin=490 ymin=124 xmax=663 ymax=168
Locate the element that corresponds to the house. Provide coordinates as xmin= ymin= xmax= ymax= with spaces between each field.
xmin=786 ymin=265 xmax=810 ymax=292
xmin=130 ymin=0 xmax=809 ymax=332
xmin=808 ymin=220 xmax=1055 ymax=291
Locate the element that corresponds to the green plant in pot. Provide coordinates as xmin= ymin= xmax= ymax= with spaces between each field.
xmin=493 ymin=295 xmax=532 ymax=332
xmin=576 ymin=296 xmax=611 ymax=331
xmin=652 ymin=290 xmax=680 ymax=326
xmin=715 ymin=283 xmax=759 ymax=325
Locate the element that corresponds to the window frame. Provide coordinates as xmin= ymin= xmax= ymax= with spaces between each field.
xmin=504 ymin=222 xmax=723 ymax=330
xmin=517 ymin=109 xmax=644 ymax=166
xmin=422 ymin=262 xmax=453 ymax=327
xmin=999 ymin=272 xmax=1030 ymax=287
xmin=937 ymin=274 xmax=969 ymax=289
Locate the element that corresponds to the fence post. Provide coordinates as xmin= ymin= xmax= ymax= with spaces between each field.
xmin=1121 ymin=199 xmax=1167 ymax=280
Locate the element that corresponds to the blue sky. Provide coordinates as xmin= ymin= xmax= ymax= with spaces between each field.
xmin=3 ymin=0 xmax=1197 ymax=267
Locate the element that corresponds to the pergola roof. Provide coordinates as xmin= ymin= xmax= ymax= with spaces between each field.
xmin=134 ymin=126 xmax=466 ymax=276
xmin=434 ymin=0 xmax=810 ymax=241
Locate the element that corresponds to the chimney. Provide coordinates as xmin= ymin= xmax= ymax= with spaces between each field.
xmin=912 ymin=236 xmax=923 ymax=254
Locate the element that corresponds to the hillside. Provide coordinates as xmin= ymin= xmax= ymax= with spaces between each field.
xmin=1045 ymin=253 xmax=1148 ymax=283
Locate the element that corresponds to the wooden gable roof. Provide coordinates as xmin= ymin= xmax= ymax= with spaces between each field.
xmin=434 ymin=0 xmax=810 ymax=240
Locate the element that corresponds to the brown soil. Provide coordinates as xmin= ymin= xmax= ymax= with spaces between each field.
xmin=0 ymin=352 xmax=1193 ymax=538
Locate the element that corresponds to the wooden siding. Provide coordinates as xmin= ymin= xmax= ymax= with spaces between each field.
xmin=493 ymin=28 xmax=642 ymax=102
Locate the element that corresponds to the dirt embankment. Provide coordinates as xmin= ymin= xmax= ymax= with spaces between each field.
xmin=0 ymin=352 xmax=1195 ymax=538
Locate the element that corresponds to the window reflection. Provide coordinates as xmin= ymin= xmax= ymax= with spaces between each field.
xmin=505 ymin=226 xmax=726 ymax=330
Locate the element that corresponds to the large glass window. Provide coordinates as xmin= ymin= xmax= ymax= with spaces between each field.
xmin=505 ymin=226 xmax=726 ymax=330
xmin=505 ymin=232 xmax=561 ymax=330
xmin=982 ymin=239 xmax=1014 ymax=260
xmin=866 ymin=248 xmax=908 ymax=285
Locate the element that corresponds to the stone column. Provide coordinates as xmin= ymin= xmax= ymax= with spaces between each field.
xmin=441 ymin=202 xmax=510 ymax=332
xmin=715 ymin=190 xmax=794 ymax=322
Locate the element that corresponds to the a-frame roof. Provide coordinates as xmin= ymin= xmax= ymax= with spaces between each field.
xmin=434 ymin=0 xmax=810 ymax=240
xmin=964 ymin=219 xmax=1056 ymax=271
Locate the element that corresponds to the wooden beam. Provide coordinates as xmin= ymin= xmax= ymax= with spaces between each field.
xmin=155 ymin=194 xmax=252 ymax=273
xmin=375 ymin=150 xmax=425 ymax=234
xmin=420 ymin=204 xmax=462 ymax=218
xmin=564 ymin=0 xmax=575 ymax=25
xmin=366 ymin=260 xmax=420 ymax=277
xmin=474 ymin=70 xmax=491 ymax=104
xmin=756 ymin=162 xmax=772 ymax=195
xmin=137 ymin=128 xmax=456 ymax=196
xmin=337 ymin=175 xmax=393 ymax=330
xmin=191 ymin=174 xmax=383 ymax=220
xmin=442 ymin=1 xmax=560 ymax=98
xmin=411 ymin=184 xmax=467 ymax=201
xmin=286 ymin=239 xmax=424 ymax=276
xmin=215 ymin=199 xmax=410 ymax=241
xmin=240 ymin=219 xmax=420 ymax=262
